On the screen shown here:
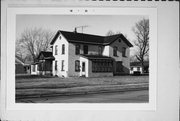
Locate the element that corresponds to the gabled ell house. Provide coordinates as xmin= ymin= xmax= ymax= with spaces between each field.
xmin=31 ymin=51 xmax=54 ymax=75
xmin=50 ymin=30 xmax=133 ymax=77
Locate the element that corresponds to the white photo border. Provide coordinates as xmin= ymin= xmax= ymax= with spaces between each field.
xmin=6 ymin=7 xmax=157 ymax=110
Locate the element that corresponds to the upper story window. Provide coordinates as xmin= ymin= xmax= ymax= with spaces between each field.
xmin=62 ymin=44 xmax=65 ymax=54
xmin=98 ymin=46 xmax=103 ymax=55
xmin=113 ymin=46 xmax=118 ymax=56
xmin=75 ymin=44 xmax=80 ymax=55
xmin=122 ymin=47 xmax=126 ymax=57
xmin=55 ymin=45 xmax=58 ymax=55
xmin=83 ymin=45 xmax=88 ymax=55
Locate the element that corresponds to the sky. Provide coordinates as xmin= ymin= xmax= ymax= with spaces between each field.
xmin=16 ymin=15 xmax=148 ymax=56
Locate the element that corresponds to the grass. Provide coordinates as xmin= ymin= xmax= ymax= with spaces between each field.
xmin=16 ymin=75 xmax=149 ymax=99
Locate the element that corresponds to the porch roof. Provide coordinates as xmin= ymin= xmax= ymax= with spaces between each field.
xmin=50 ymin=30 xmax=133 ymax=47
xmin=130 ymin=61 xmax=149 ymax=67
xmin=37 ymin=51 xmax=55 ymax=60
xmin=80 ymin=54 xmax=114 ymax=60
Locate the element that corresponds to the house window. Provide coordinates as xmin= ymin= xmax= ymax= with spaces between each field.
xmin=92 ymin=60 xmax=113 ymax=73
xmin=131 ymin=67 xmax=133 ymax=71
xmin=75 ymin=60 xmax=80 ymax=72
xmin=75 ymin=44 xmax=80 ymax=55
xmin=98 ymin=46 xmax=103 ymax=55
xmin=122 ymin=47 xmax=126 ymax=57
xmin=55 ymin=45 xmax=58 ymax=55
xmin=55 ymin=61 xmax=57 ymax=71
xmin=118 ymin=38 xmax=121 ymax=43
xmin=61 ymin=60 xmax=65 ymax=71
xmin=137 ymin=67 xmax=140 ymax=71
xmin=113 ymin=46 xmax=118 ymax=56
xmin=32 ymin=65 xmax=36 ymax=72
xmin=62 ymin=44 xmax=65 ymax=54
xmin=83 ymin=45 xmax=88 ymax=54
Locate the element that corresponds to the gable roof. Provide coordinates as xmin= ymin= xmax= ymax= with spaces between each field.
xmin=37 ymin=51 xmax=55 ymax=60
xmin=15 ymin=56 xmax=24 ymax=65
xmin=50 ymin=30 xmax=133 ymax=47
xmin=130 ymin=61 xmax=149 ymax=67
xmin=15 ymin=57 xmax=24 ymax=65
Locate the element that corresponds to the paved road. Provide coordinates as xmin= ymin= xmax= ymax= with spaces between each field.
xmin=17 ymin=90 xmax=148 ymax=103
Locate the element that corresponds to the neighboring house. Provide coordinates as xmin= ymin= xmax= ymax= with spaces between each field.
xmin=130 ymin=61 xmax=149 ymax=74
xmin=37 ymin=51 xmax=54 ymax=75
xmin=30 ymin=62 xmax=39 ymax=75
xmin=50 ymin=30 xmax=133 ymax=77
xmin=15 ymin=56 xmax=31 ymax=74
xmin=31 ymin=51 xmax=54 ymax=75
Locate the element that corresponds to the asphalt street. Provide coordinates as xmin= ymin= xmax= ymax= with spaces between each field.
xmin=17 ymin=90 xmax=148 ymax=103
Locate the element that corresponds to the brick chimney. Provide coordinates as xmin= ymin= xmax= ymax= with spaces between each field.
xmin=74 ymin=28 xmax=77 ymax=33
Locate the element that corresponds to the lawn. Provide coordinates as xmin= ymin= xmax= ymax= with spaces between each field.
xmin=16 ymin=75 xmax=149 ymax=99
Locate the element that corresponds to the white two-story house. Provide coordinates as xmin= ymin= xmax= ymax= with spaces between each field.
xmin=50 ymin=30 xmax=133 ymax=77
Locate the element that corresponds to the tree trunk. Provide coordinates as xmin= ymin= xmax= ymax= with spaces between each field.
xmin=141 ymin=61 xmax=144 ymax=74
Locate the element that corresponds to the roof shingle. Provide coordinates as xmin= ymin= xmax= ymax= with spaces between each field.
xmin=50 ymin=30 xmax=133 ymax=47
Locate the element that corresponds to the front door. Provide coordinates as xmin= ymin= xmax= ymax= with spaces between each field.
xmin=82 ymin=62 xmax=86 ymax=77
xmin=116 ymin=61 xmax=123 ymax=72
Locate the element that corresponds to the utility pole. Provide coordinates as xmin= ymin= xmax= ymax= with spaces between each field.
xmin=74 ymin=25 xmax=89 ymax=33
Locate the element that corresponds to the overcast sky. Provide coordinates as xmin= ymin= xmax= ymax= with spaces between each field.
xmin=16 ymin=15 xmax=148 ymax=55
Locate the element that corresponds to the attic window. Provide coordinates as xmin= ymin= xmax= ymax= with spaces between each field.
xmin=118 ymin=38 xmax=121 ymax=43
xmin=59 ymin=36 xmax=61 ymax=40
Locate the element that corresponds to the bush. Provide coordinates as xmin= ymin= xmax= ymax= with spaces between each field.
xmin=133 ymin=71 xmax=141 ymax=75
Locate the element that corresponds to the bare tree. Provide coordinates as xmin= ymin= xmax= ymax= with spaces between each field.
xmin=106 ymin=30 xmax=115 ymax=36
xmin=106 ymin=30 xmax=121 ymax=36
xmin=132 ymin=18 xmax=149 ymax=72
xmin=16 ymin=27 xmax=54 ymax=62
xmin=130 ymin=55 xmax=138 ymax=62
